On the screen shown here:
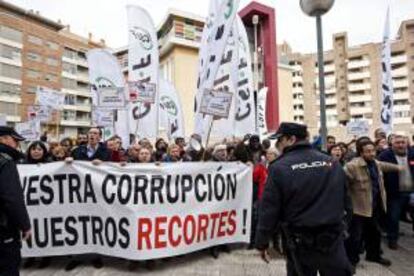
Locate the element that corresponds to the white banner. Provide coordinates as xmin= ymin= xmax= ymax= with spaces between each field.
xmin=211 ymin=19 xmax=239 ymax=139
xmin=19 ymin=162 xmax=252 ymax=260
xmin=159 ymin=78 xmax=185 ymax=139
xmin=127 ymin=5 xmax=159 ymax=139
xmin=234 ymin=16 xmax=255 ymax=137
xmin=380 ymin=8 xmax=394 ymax=135
xmin=257 ymin=87 xmax=268 ymax=140
xmin=194 ymin=0 xmax=240 ymax=141
xmin=36 ymin=87 xmax=65 ymax=110
xmin=87 ymin=48 xmax=129 ymax=146
xmin=15 ymin=120 xmax=41 ymax=141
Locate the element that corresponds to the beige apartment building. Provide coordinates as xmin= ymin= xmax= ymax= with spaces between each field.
xmin=279 ymin=19 xmax=414 ymax=141
xmin=0 ymin=1 xmax=104 ymax=138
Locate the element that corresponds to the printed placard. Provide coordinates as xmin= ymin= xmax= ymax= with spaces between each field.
xmin=200 ymin=89 xmax=233 ymax=118
xmin=128 ymin=81 xmax=156 ymax=104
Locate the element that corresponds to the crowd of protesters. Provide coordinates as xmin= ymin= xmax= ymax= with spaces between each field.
xmin=15 ymin=126 xmax=414 ymax=273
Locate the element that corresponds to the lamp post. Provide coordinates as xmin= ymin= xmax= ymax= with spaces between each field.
xmin=300 ymin=0 xmax=334 ymax=151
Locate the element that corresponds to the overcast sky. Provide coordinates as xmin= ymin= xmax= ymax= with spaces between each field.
xmin=9 ymin=0 xmax=414 ymax=53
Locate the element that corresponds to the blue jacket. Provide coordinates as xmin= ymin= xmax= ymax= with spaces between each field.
xmin=378 ymin=148 xmax=414 ymax=199
xmin=71 ymin=142 xmax=111 ymax=161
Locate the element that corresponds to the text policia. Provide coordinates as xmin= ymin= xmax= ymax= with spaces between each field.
xmin=22 ymin=170 xmax=243 ymax=250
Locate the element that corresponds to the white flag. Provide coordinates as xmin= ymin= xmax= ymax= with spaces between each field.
xmin=380 ymin=7 xmax=394 ymax=135
xmin=234 ymin=16 xmax=255 ymax=137
xmin=211 ymin=19 xmax=239 ymax=139
xmin=257 ymin=87 xmax=268 ymax=140
xmin=86 ymin=49 xmax=129 ymax=146
xmin=159 ymin=78 xmax=185 ymax=139
xmin=127 ymin=5 xmax=159 ymax=139
xmin=194 ymin=0 xmax=240 ymax=141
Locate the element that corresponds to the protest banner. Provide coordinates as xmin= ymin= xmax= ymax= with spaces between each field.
xmin=347 ymin=120 xmax=369 ymax=137
xmin=36 ymin=87 xmax=65 ymax=110
xmin=19 ymin=161 xmax=252 ymax=260
xmin=200 ymin=89 xmax=233 ymax=119
xmin=128 ymin=81 xmax=156 ymax=104
xmin=15 ymin=120 xmax=41 ymax=141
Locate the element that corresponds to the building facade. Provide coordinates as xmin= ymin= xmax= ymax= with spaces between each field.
xmin=0 ymin=1 xmax=104 ymax=139
xmin=279 ymin=19 xmax=414 ymax=140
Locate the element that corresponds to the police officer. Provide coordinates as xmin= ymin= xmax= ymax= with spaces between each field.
xmin=255 ymin=123 xmax=353 ymax=276
xmin=0 ymin=126 xmax=31 ymax=276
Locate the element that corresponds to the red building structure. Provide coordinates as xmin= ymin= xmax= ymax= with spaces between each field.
xmin=239 ymin=2 xmax=279 ymax=132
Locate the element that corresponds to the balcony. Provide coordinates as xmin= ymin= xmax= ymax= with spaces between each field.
xmin=393 ymin=79 xmax=409 ymax=89
xmin=61 ymin=88 xmax=91 ymax=98
xmin=349 ymin=83 xmax=371 ymax=91
xmin=0 ymin=56 xmax=22 ymax=67
xmin=391 ymin=55 xmax=407 ymax=64
xmin=292 ymin=75 xmax=303 ymax=83
xmin=394 ymin=117 xmax=411 ymax=124
xmin=349 ymin=95 xmax=372 ymax=103
xmin=293 ymin=87 xmax=304 ymax=94
xmin=62 ymin=56 xmax=88 ymax=68
xmin=293 ymin=98 xmax=303 ymax=105
xmin=348 ymin=71 xmax=370 ymax=81
xmin=60 ymin=119 xmax=91 ymax=127
xmin=315 ymin=64 xmax=335 ymax=73
xmin=348 ymin=60 xmax=370 ymax=69
xmin=293 ymin=109 xmax=304 ymax=116
xmin=394 ymin=104 xmax=410 ymax=112
xmin=63 ymin=104 xmax=91 ymax=112
xmin=393 ymin=92 xmax=410 ymax=100
xmin=0 ymin=95 xmax=20 ymax=104
xmin=5 ymin=115 xmax=20 ymax=122
xmin=0 ymin=37 xmax=23 ymax=49
xmin=350 ymin=107 xmax=372 ymax=115
xmin=0 ymin=76 xmax=21 ymax=85
xmin=392 ymin=67 xmax=408 ymax=78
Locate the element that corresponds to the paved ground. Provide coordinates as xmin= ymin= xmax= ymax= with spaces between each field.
xmin=21 ymin=223 xmax=413 ymax=276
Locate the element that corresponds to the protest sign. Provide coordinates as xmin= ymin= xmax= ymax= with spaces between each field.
xmin=27 ymin=105 xmax=51 ymax=123
xmin=15 ymin=121 xmax=41 ymax=141
xmin=347 ymin=120 xmax=369 ymax=137
xmin=200 ymin=89 xmax=233 ymax=119
xmin=97 ymin=86 xmax=126 ymax=108
xmin=128 ymin=81 xmax=156 ymax=104
xmin=92 ymin=109 xmax=115 ymax=127
xmin=19 ymin=162 xmax=252 ymax=260
xmin=257 ymin=87 xmax=269 ymax=139
xmin=36 ymin=87 xmax=65 ymax=110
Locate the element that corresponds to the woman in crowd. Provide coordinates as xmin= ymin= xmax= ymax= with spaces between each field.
xmin=23 ymin=141 xmax=52 ymax=269
xmin=375 ymin=137 xmax=388 ymax=156
xmin=265 ymin=148 xmax=278 ymax=167
xmin=163 ymin=144 xmax=182 ymax=162
xmin=137 ymin=146 xmax=154 ymax=163
xmin=50 ymin=145 xmax=66 ymax=161
xmin=329 ymin=143 xmax=345 ymax=165
xmin=60 ymin=137 xmax=73 ymax=157
xmin=154 ymin=138 xmax=168 ymax=161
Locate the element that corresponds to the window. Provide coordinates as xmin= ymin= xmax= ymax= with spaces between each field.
xmin=0 ymin=102 xmax=19 ymax=116
xmin=46 ymin=41 xmax=59 ymax=50
xmin=62 ymin=110 xmax=76 ymax=120
xmin=45 ymin=73 xmax=58 ymax=82
xmin=0 ymin=82 xmax=20 ymax=97
xmin=27 ymin=52 xmax=42 ymax=62
xmin=63 ymin=48 xmax=77 ymax=59
xmin=0 ymin=44 xmax=21 ymax=61
xmin=46 ymin=57 xmax=59 ymax=67
xmin=0 ymin=63 xmax=21 ymax=79
xmin=27 ymin=35 xmax=42 ymax=46
xmin=0 ymin=25 xmax=22 ymax=43
xmin=64 ymin=95 xmax=75 ymax=105
xmin=26 ymin=69 xmax=41 ymax=79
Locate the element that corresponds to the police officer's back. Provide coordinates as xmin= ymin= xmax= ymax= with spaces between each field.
xmin=0 ymin=126 xmax=31 ymax=276
xmin=256 ymin=123 xmax=352 ymax=276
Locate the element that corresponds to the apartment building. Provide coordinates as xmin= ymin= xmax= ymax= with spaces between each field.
xmin=279 ymin=19 xmax=414 ymax=140
xmin=0 ymin=1 xmax=104 ymax=138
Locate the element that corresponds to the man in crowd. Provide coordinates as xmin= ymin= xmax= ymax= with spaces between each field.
xmin=256 ymin=122 xmax=352 ymax=276
xmin=327 ymin=135 xmax=336 ymax=152
xmin=344 ymin=139 xmax=401 ymax=268
xmin=379 ymin=133 xmax=414 ymax=249
xmin=0 ymin=126 xmax=31 ymax=275
xmin=71 ymin=127 xmax=110 ymax=163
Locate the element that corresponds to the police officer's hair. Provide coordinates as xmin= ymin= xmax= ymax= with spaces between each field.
xmin=356 ymin=140 xmax=375 ymax=155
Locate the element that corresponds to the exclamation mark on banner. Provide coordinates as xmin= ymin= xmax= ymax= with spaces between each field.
xmin=242 ymin=209 xmax=247 ymax=235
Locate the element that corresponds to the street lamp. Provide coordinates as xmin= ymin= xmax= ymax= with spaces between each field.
xmin=300 ymin=0 xmax=334 ymax=151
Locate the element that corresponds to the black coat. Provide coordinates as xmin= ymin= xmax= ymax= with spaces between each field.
xmin=255 ymin=141 xmax=352 ymax=249
xmin=71 ymin=142 xmax=111 ymax=161
xmin=378 ymin=148 xmax=414 ymax=199
xmin=0 ymin=144 xmax=31 ymax=241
